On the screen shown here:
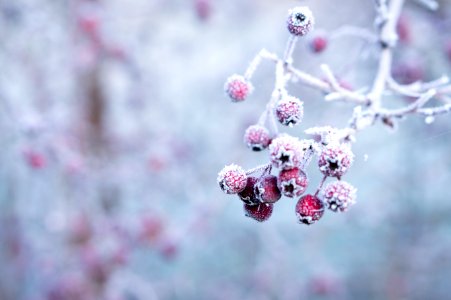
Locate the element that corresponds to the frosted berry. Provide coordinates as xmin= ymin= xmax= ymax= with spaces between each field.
xmin=224 ymin=74 xmax=253 ymax=102
xmin=217 ymin=164 xmax=247 ymax=194
xmin=275 ymin=96 xmax=304 ymax=127
xmin=255 ymin=175 xmax=282 ymax=203
xmin=269 ymin=135 xmax=303 ymax=170
xmin=295 ymin=194 xmax=325 ymax=225
xmin=322 ymin=181 xmax=356 ymax=212
xmin=287 ymin=6 xmax=314 ymax=36
xmin=238 ymin=177 xmax=260 ymax=205
xmin=278 ymin=168 xmax=308 ymax=198
xmin=310 ymin=35 xmax=328 ymax=53
xmin=318 ymin=143 xmax=354 ymax=178
xmin=244 ymin=125 xmax=271 ymax=151
xmin=244 ymin=203 xmax=273 ymax=222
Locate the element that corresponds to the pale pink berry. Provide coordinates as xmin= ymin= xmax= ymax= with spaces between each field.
xmin=244 ymin=125 xmax=271 ymax=151
xmin=224 ymin=74 xmax=253 ymax=102
xmin=322 ymin=181 xmax=356 ymax=212
xmin=287 ymin=7 xmax=314 ymax=36
xmin=295 ymin=194 xmax=325 ymax=225
xmin=255 ymin=175 xmax=281 ymax=204
xmin=278 ymin=168 xmax=308 ymax=198
xmin=275 ymin=96 xmax=304 ymax=127
xmin=217 ymin=164 xmax=247 ymax=194
xmin=269 ymin=135 xmax=303 ymax=170
xmin=24 ymin=150 xmax=46 ymax=169
xmin=244 ymin=203 xmax=273 ymax=222
xmin=318 ymin=143 xmax=354 ymax=178
xmin=310 ymin=35 xmax=328 ymax=53
xmin=238 ymin=177 xmax=260 ymax=205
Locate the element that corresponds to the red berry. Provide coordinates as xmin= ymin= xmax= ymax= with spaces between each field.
xmin=224 ymin=74 xmax=253 ymax=102
xmin=275 ymin=96 xmax=304 ymax=127
xmin=269 ymin=135 xmax=303 ymax=170
xmin=310 ymin=35 xmax=328 ymax=53
xmin=244 ymin=203 xmax=273 ymax=222
xmin=318 ymin=143 xmax=354 ymax=178
xmin=278 ymin=168 xmax=308 ymax=198
xmin=295 ymin=194 xmax=325 ymax=225
xmin=195 ymin=0 xmax=211 ymax=21
xmin=322 ymin=181 xmax=356 ymax=212
xmin=396 ymin=15 xmax=411 ymax=44
xmin=24 ymin=151 xmax=46 ymax=169
xmin=255 ymin=175 xmax=281 ymax=203
xmin=287 ymin=6 xmax=314 ymax=36
xmin=217 ymin=164 xmax=247 ymax=194
xmin=445 ymin=40 xmax=451 ymax=62
xmin=238 ymin=177 xmax=260 ymax=205
xmin=244 ymin=125 xmax=271 ymax=151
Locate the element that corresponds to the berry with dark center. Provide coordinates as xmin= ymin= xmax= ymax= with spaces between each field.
xmin=244 ymin=203 xmax=273 ymax=222
xmin=318 ymin=143 xmax=354 ymax=178
xmin=287 ymin=6 xmax=314 ymax=36
xmin=238 ymin=177 xmax=260 ymax=205
xmin=224 ymin=74 xmax=253 ymax=102
xmin=244 ymin=125 xmax=271 ymax=151
xmin=295 ymin=194 xmax=325 ymax=225
xmin=278 ymin=168 xmax=308 ymax=198
xmin=275 ymin=96 xmax=304 ymax=127
xmin=322 ymin=181 xmax=357 ymax=212
xmin=255 ymin=175 xmax=281 ymax=203
xmin=217 ymin=164 xmax=247 ymax=194
xmin=269 ymin=135 xmax=303 ymax=170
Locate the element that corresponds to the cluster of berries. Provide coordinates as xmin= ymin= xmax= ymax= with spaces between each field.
xmin=218 ymin=132 xmax=357 ymax=224
xmin=218 ymin=7 xmax=357 ymax=225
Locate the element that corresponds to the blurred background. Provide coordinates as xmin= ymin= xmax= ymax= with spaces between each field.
xmin=1 ymin=0 xmax=451 ymax=299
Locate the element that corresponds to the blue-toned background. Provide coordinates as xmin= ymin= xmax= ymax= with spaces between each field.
xmin=1 ymin=0 xmax=451 ymax=299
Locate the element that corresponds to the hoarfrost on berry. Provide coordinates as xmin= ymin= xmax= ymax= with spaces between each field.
xmin=217 ymin=164 xmax=247 ymax=194
xmin=224 ymin=74 xmax=253 ymax=102
xmin=318 ymin=143 xmax=354 ymax=178
xmin=295 ymin=194 xmax=325 ymax=225
xmin=269 ymin=134 xmax=304 ymax=170
xmin=244 ymin=125 xmax=271 ymax=151
xmin=322 ymin=181 xmax=357 ymax=212
xmin=275 ymin=96 xmax=304 ymax=127
xmin=287 ymin=6 xmax=314 ymax=36
xmin=278 ymin=168 xmax=308 ymax=198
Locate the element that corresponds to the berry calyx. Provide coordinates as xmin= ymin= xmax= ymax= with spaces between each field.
xmin=269 ymin=135 xmax=303 ymax=170
xmin=287 ymin=6 xmax=314 ymax=36
xmin=244 ymin=125 xmax=271 ymax=151
xmin=322 ymin=181 xmax=357 ymax=212
xmin=238 ymin=177 xmax=260 ymax=205
xmin=318 ymin=143 xmax=354 ymax=178
xmin=224 ymin=74 xmax=253 ymax=102
xmin=295 ymin=194 xmax=325 ymax=225
xmin=255 ymin=175 xmax=282 ymax=203
xmin=244 ymin=203 xmax=273 ymax=222
xmin=217 ymin=164 xmax=247 ymax=194
xmin=275 ymin=96 xmax=304 ymax=127
xmin=278 ymin=168 xmax=308 ymax=198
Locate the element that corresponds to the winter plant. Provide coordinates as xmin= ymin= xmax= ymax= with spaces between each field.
xmin=218 ymin=0 xmax=451 ymax=224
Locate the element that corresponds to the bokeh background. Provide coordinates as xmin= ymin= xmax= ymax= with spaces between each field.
xmin=1 ymin=0 xmax=451 ymax=299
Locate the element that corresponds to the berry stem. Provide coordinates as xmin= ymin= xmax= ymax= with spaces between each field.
xmin=245 ymin=163 xmax=272 ymax=176
xmin=283 ymin=35 xmax=298 ymax=65
xmin=244 ymin=49 xmax=268 ymax=80
xmin=314 ymin=175 xmax=328 ymax=197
